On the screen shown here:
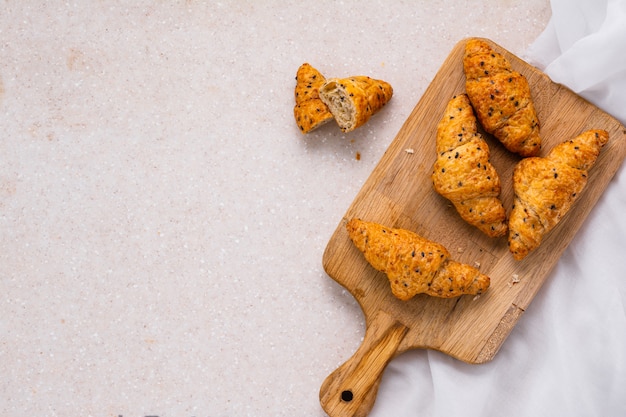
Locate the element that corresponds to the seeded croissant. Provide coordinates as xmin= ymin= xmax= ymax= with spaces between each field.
xmin=432 ymin=94 xmax=507 ymax=237
xmin=463 ymin=39 xmax=541 ymax=157
xmin=508 ymin=129 xmax=609 ymax=260
xmin=293 ymin=63 xmax=334 ymax=134
xmin=346 ymin=218 xmax=490 ymax=300
xmin=319 ymin=76 xmax=393 ymax=132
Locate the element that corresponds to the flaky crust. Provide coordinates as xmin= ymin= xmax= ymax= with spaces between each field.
xmin=346 ymin=218 xmax=490 ymax=300
xmin=508 ymin=129 xmax=609 ymax=260
xmin=293 ymin=63 xmax=334 ymax=134
xmin=432 ymin=94 xmax=507 ymax=237
xmin=319 ymin=76 xmax=393 ymax=132
xmin=464 ymin=39 xmax=541 ymax=157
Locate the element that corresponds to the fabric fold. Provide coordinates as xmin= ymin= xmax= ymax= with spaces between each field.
xmin=526 ymin=0 xmax=626 ymax=124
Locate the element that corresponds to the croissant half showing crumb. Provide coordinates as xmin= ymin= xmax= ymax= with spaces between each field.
xmin=432 ymin=94 xmax=508 ymax=237
xmin=463 ymin=39 xmax=541 ymax=157
xmin=319 ymin=76 xmax=393 ymax=132
xmin=508 ymin=129 xmax=609 ymax=260
xmin=293 ymin=63 xmax=334 ymax=134
xmin=346 ymin=218 xmax=490 ymax=300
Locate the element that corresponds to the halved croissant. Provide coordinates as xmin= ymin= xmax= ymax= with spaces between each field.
xmin=432 ymin=94 xmax=507 ymax=237
xmin=508 ymin=129 xmax=609 ymax=260
xmin=463 ymin=39 xmax=541 ymax=157
xmin=319 ymin=76 xmax=393 ymax=132
xmin=347 ymin=218 xmax=490 ymax=300
xmin=293 ymin=63 xmax=334 ymax=134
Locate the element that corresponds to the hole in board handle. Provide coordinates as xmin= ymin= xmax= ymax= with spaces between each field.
xmin=341 ymin=390 xmax=354 ymax=402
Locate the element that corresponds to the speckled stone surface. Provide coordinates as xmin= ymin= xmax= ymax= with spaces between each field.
xmin=0 ymin=2 xmax=550 ymax=416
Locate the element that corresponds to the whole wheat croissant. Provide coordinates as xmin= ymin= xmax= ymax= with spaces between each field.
xmin=463 ymin=39 xmax=541 ymax=157
xmin=508 ymin=129 xmax=609 ymax=260
xmin=346 ymin=218 xmax=490 ymax=300
xmin=431 ymin=94 xmax=507 ymax=237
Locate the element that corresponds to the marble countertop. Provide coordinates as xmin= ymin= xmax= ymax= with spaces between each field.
xmin=1 ymin=2 xmax=551 ymax=416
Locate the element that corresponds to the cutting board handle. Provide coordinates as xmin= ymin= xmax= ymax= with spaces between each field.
xmin=319 ymin=309 xmax=409 ymax=417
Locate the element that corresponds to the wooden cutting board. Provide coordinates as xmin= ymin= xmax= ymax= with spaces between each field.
xmin=319 ymin=38 xmax=626 ymax=417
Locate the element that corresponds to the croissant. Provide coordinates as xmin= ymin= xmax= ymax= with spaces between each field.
xmin=293 ymin=63 xmax=334 ymax=134
xmin=463 ymin=39 xmax=541 ymax=157
xmin=319 ymin=75 xmax=393 ymax=132
xmin=346 ymin=218 xmax=490 ymax=300
xmin=431 ymin=94 xmax=507 ymax=237
xmin=508 ymin=129 xmax=609 ymax=260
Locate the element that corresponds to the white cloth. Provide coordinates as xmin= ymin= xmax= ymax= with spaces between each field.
xmin=525 ymin=0 xmax=626 ymax=124
xmin=372 ymin=1 xmax=626 ymax=415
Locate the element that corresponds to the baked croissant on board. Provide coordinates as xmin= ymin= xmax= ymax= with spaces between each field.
xmin=464 ymin=39 xmax=541 ymax=157
xmin=508 ymin=129 xmax=609 ymax=260
xmin=293 ymin=63 xmax=334 ymax=134
xmin=346 ymin=218 xmax=490 ymax=300
xmin=319 ymin=76 xmax=393 ymax=133
xmin=431 ymin=94 xmax=508 ymax=238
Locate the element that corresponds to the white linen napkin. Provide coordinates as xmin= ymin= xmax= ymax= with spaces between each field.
xmin=371 ymin=1 xmax=626 ymax=415
xmin=525 ymin=0 xmax=626 ymax=125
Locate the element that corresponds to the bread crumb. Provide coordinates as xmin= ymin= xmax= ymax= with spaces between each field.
xmin=508 ymin=274 xmax=521 ymax=287
xmin=404 ymin=148 xmax=415 ymax=154
xmin=457 ymin=247 xmax=464 ymax=253
xmin=472 ymin=294 xmax=481 ymax=301
xmin=473 ymin=261 xmax=481 ymax=268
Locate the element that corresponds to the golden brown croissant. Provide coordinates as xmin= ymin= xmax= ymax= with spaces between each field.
xmin=463 ymin=39 xmax=541 ymax=157
xmin=431 ymin=94 xmax=507 ymax=237
xmin=293 ymin=63 xmax=334 ymax=134
xmin=319 ymin=76 xmax=393 ymax=132
xmin=508 ymin=129 xmax=609 ymax=260
xmin=346 ymin=218 xmax=490 ymax=300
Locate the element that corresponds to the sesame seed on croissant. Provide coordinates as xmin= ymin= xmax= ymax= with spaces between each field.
xmin=431 ymin=94 xmax=507 ymax=238
xmin=347 ymin=218 xmax=490 ymax=300
xmin=508 ymin=129 xmax=609 ymax=260
xmin=463 ymin=39 xmax=541 ymax=157
xmin=293 ymin=63 xmax=334 ymax=134
xmin=319 ymin=75 xmax=393 ymax=133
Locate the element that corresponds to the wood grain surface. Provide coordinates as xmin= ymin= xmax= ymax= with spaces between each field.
xmin=319 ymin=38 xmax=626 ymax=417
